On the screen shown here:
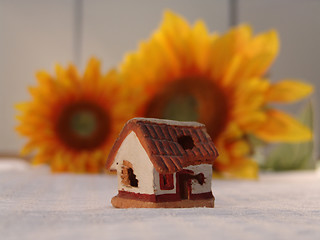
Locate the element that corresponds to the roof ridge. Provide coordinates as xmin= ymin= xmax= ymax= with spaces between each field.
xmin=130 ymin=117 xmax=205 ymax=128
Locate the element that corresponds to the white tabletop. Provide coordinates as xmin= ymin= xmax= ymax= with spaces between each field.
xmin=0 ymin=159 xmax=319 ymax=240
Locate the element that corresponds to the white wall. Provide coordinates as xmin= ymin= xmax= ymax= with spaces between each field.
xmin=114 ymin=131 xmax=155 ymax=194
xmin=0 ymin=0 xmax=318 ymax=154
xmin=186 ymin=164 xmax=213 ymax=194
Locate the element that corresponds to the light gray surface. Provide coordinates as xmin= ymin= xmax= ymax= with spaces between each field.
xmin=0 ymin=163 xmax=320 ymax=240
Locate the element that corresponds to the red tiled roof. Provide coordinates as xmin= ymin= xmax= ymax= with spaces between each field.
xmin=106 ymin=118 xmax=219 ymax=174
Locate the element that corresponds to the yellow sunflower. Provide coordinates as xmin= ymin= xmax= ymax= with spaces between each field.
xmin=119 ymin=11 xmax=313 ymax=178
xmin=16 ymin=58 xmax=133 ymax=173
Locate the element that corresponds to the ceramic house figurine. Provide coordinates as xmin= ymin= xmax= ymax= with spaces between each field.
xmin=106 ymin=118 xmax=218 ymax=208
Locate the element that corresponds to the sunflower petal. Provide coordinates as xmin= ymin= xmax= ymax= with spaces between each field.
xmin=36 ymin=71 xmax=54 ymax=86
xmin=210 ymin=24 xmax=252 ymax=81
xmin=32 ymin=152 xmax=49 ymax=165
xmin=191 ymin=20 xmax=212 ymax=71
xmin=15 ymin=102 xmax=29 ymax=111
xmin=84 ymin=58 xmax=101 ymax=84
xmin=228 ymin=158 xmax=258 ymax=179
xmin=266 ymin=79 xmax=313 ymax=103
xmin=241 ymin=30 xmax=279 ymax=78
xmin=21 ymin=141 xmax=37 ymax=155
xmin=225 ymin=30 xmax=279 ymax=84
xmin=262 ymin=102 xmax=314 ymax=170
xmin=235 ymin=111 xmax=267 ymax=132
xmin=163 ymin=10 xmax=189 ymax=31
xmin=50 ymin=152 xmax=68 ymax=172
xmin=152 ymin=11 xmax=191 ymax=76
xmin=214 ymin=156 xmax=258 ymax=179
xmin=229 ymin=140 xmax=251 ymax=158
xmin=254 ymin=109 xmax=312 ymax=142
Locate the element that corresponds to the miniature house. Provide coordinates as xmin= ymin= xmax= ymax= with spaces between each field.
xmin=106 ymin=118 xmax=219 ymax=208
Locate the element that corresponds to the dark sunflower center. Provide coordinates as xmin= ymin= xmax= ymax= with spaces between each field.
xmin=70 ymin=111 xmax=97 ymax=137
xmin=163 ymin=95 xmax=198 ymax=121
xmin=56 ymin=102 xmax=110 ymax=150
xmin=145 ymin=77 xmax=229 ymax=141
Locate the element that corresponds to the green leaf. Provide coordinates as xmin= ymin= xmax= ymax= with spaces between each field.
xmin=261 ymin=102 xmax=314 ymax=171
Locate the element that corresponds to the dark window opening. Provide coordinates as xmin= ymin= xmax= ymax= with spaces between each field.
xmin=195 ymin=173 xmax=205 ymax=185
xmin=121 ymin=160 xmax=138 ymax=188
xmin=178 ymin=135 xmax=195 ymax=150
xmin=128 ymin=168 xmax=138 ymax=187
xmin=160 ymin=174 xmax=174 ymax=190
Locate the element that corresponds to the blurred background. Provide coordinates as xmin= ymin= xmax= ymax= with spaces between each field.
xmin=0 ymin=0 xmax=319 ymax=158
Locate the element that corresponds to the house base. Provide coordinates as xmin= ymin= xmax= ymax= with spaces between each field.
xmin=111 ymin=195 xmax=214 ymax=208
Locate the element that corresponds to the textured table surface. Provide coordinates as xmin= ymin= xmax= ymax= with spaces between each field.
xmin=0 ymin=160 xmax=320 ymax=240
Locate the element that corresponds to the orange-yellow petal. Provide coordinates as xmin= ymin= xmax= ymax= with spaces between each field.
xmin=229 ymin=140 xmax=251 ymax=158
xmin=235 ymin=111 xmax=267 ymax=132
xmin=224 ymin=30 xmax=279 ymax=84
xmin=229 ymin=158 xmax=258 ymax=179
xmin=254 ymin=109 xmax=312 ymax=142
xmin=210 ymin=25 xmax=252 ymax=82
xmin=190 ymin=20 xmax=213 ymax=72
xmin=213 ymin=157 xmax=258 ymax=179
xmin=240 ymin=30 xmax=279 ymax=78
xmin=84 ymin=58 xmax=100 ymax=85
xmin=266 ymin=79 xmax=313 ymax=103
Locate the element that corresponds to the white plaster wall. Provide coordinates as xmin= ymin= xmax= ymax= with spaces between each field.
xmin=185 ymin=164 xmax=212 ymax=194
xmin=153 ymin=170 xmax=177 ymax=195
xmin=114 ymin=131 xmax=154 ymax=194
